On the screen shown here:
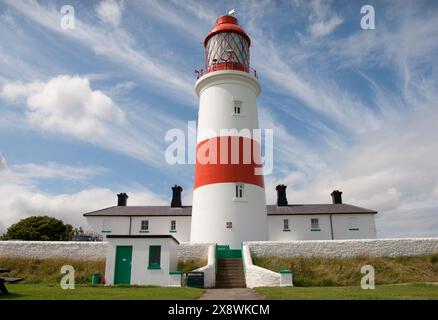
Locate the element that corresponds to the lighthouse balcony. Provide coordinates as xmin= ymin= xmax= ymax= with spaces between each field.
xmin=195 ymin=63 xmax=258 ymax=80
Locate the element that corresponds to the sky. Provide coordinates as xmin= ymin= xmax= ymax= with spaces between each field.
xmin=0 ymin=0 xmax=437 ymax=238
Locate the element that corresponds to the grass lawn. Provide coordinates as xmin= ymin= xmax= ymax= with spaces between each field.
xmin=255 ymin=283 xmax=438 ymax=300
xmin=0 ymin=283 xmax=204 ymax=300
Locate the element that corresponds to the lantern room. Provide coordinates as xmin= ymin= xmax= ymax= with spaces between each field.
xmin=204 ymin=15 xmax=251 ymax=73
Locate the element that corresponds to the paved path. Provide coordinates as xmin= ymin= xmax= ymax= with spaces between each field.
xmin=198 ymin=288 xmax=265 ymax=300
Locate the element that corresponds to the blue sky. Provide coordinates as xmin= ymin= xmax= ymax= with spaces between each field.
xmin=0 ymin=0 xmax=437 ymax=237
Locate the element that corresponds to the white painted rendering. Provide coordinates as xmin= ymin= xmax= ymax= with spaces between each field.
xmin=332 ymin=214 xmax=377 ymax=239
xmin=85 ymin=216 xmax=191 ymax=243
xmin=169 ymin=273 xmax=182 ymax=287
xmin=2 ymin=238 xmax=438 ymax=261
xmin=131 ymin=216 xmax=191 ymax=242
xmin=192 ymin=244 xmax=216 ymax=288
xmin=280 ymin=272 xmax=293 ymax=287
xmin=191 ymin=69 xmax=268 ymax=249
xmin=244 ymin=238 xmax=438 ymax=259
xmin=194 ymin=70 xmax=261 ymax=143
xmin=242 ymin=245 xmax=280 ymax=288
xmin=104 ymin=237 xmax=178 ymax=286
xmin=84 ymin=212 xmax=376 ymax=245
xmin=268 ymin=214 xmax=377 ymax=241
xmin=191 ymin=183 xmax=268 ymax=248
xmin=86 ymin=216 xmax=131 ymax=238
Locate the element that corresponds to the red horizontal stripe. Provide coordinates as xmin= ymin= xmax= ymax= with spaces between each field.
xmin=194 ymin=136 xmax=264 ymax=189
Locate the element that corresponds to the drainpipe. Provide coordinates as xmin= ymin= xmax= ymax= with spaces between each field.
xmin=329 ymin=214 xmax=334 ymax=240
xmin=129 ymin=216 xmax=132 ymax=236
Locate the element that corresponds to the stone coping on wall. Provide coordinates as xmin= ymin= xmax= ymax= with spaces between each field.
xmin=0 ymin=241 xmax=214 ymax=262
xmin=243 ymin=238 xmax=438 ymax=258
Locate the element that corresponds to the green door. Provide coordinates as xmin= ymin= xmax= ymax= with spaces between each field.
xmin=114 ymin=246 xmax=132 ymax=285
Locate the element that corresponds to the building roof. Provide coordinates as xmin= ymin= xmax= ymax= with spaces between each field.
xmin=266 ymin=204 xmax=377 ymax=215
xmin=83 ymin=203 xmax=377 ymax=217
xmin=83 ymin=206 xmax=192 ymax=217
xmin=106 ymin=234 xmax=179 ymax=244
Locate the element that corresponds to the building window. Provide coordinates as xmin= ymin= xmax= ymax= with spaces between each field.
xmin=233 ymin=100 xmax=243 ymax=115
xmin=140 ymin=220 xmax=149 ymax=232
xmin=283 ymin=219 xmax=290 ymax=231
xmin=102 ymin=219 xmax=111 ymax=233
xmin=148 ymin=245 xmax=161 ymax=269
xmin=349 ymin=217 xmax=359 ymax=230
xmin=235 ymin=183 xmax=244 ymax=199
xmin=311 ymin=218 xmax=320 ymax=231
xmin=170 ymin=220 xmax=176 ymax=232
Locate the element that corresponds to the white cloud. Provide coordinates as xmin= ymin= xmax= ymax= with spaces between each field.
xmin=0 ymin=153 xmax=7 ymax=171
xmin=309 ymin=16 xmax=342 ymax=38
xmin=96 ymin=0 xmax=124 ymax=27
xmin=2 ymin=0 xmax=194 ymax=105
xmin=433 ymin=184 xmax=438 ymax=198
xmin=308 ymin=0 xmax=343 ymax=38
xmin=1 ymin=75 xmax=125 ymax=139
xmin=12 ymin=162 xmax=108 ymax=181
xmin=0 ymin=153 xmax=166 ymax=234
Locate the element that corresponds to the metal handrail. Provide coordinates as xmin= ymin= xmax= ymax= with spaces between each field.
xmin=195 ymin=64 xmax=258 ymax=80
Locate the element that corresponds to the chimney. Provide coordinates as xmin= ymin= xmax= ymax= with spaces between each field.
xmin=331 ymin=190 xmax=342 ymax=204
xmin=171 ymin=185 xmax=183 ymax=208
xmin=117 ymin=193 xmax=128 ymax=206
xmin=275 ymin=184 xmax=288 ymax=206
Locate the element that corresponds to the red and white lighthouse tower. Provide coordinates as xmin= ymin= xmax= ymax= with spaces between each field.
xmin=190 ymin=14 xmax=268 ymax=248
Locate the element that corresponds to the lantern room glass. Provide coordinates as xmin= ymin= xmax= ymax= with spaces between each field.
xmin=206 ymin=32 xmax=250 ymax=73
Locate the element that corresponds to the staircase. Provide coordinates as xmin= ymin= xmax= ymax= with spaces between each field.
xmin=215 ymin=245 xmax=246 ymax=288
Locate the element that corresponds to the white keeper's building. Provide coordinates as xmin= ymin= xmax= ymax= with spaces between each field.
xmin=84 ymin=187 xmax=377 ymax=246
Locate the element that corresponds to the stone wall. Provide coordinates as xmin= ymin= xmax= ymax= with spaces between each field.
xmin=0 ymin=241 xmax=213 ymax=262
xmin=244 ymin=238 xmax=438 ymax=259
xmin=193 ymin=244 xmax=216 ymax=288
xmin=0 ymin=241 xmax=107 ymax=260
xmin=242 ymin=245 xmax=280 ymax=288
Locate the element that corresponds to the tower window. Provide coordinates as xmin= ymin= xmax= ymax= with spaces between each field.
xmin=283 ymin=219 xmax=290 ymax=231
xmin=311 ymin=218 xmax=320 ymax=231
xmin=233 ymin=100 xmax=243 ymax=115
xmin=140 ymin=220 xmax=149 ymax=231
xmin=170 ymin=220 xmax=177 ymax=232
xmin=235 ymin=183 xmax=244 ymax=198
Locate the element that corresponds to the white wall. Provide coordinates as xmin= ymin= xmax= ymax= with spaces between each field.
xmin=194 ymin=70 xmax=261 ymax=142
xmin=0 ymin=241 xmax=212 ymax=262
xmin=85 ymin=216 xmax=130 ymax=239
xmin=332 ymin=214 xmax=376 ymax=239
xmin=191 ymin=183 xmax=268 ymax=248
xmin=268 ymin=214 xmax=377 ymax=241
xmin=131 ymin=216 xmax=191 ymax=242
xmin=244 ymin=238 xmax=438 ymax=259
xmin=193 ymin=244 xmax=216 ymax=288
xmin=85 ymin=216 xmax=191 ymax=243
xmin=0 ymin=241 xmax=107 ymax=259
xmin=105 ymin=238 xmax=178 ymax=286
xmin=242 ymin=245 xmax=280 ymax=288
xmin=268 ymin=215 xmax=332 ymax=241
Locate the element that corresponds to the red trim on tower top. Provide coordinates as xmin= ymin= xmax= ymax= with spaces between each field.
xmin=194 ymin=136 xmax=264 ymax=190
xmin=204 ymin=15 xmax=251 ymax=47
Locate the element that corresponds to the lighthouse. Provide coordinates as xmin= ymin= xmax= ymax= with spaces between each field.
xmin=190 ymin=14 xmax=268 ymax=248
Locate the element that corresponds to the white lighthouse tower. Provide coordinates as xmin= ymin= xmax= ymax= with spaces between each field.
xmin=190 ymin=14 xmax=268 ymax=248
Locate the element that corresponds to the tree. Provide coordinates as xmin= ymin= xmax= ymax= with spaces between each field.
xmin=2 ymin=216 xmax=73 ymax=241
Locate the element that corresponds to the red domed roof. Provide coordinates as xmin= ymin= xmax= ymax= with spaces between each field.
xmin=204 ymin=15 xmax=251 ymax=47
